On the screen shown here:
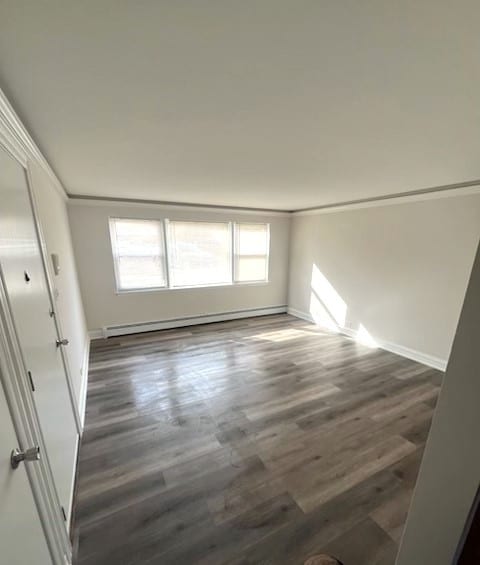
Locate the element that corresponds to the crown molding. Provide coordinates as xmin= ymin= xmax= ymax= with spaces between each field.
xmin=68 ymin=181 xmax=480 ymax=217
xmin=292 ymin=181 xmax=480 ymax=216
xmin=67 ymin=194 xmax=291 ymax=217
xmin=0 ymin=87 xmax=68 ymax=200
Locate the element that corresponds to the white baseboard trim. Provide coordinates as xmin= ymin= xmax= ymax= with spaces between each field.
xmin=67 ymin=432 xmax=80 ymax=531
xmin=287 ymin=307 xmax=447 ymax=371
xmin=78 ymin=336 xmax=90 ymax=430
xmin=89 ymin=305 xmax=288 ymax=339
xmin=375 ymin=338 xmax=447 ymax=371
xmin=287 ymin=307 xmax=318 ymax=324
xmin=88 ymin=328 xmax=105 ymax=340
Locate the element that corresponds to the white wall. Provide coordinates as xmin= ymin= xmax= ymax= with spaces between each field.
xmin=396 ymin=241 xmax=480 ymax=564
xmin=28 ymin=161 xmax=89 ymax=417
xmin=67 ymin=200 xmax=291 ymax=332
xmin=288 ymin=192 xmax=480 ymax=367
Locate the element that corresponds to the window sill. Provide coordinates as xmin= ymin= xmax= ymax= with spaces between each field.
xmin=115 ymin=280 xmax=270 ymax=295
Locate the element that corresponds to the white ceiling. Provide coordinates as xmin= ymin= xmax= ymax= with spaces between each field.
xmin=0 ymin=1 xmax=479 ymax=211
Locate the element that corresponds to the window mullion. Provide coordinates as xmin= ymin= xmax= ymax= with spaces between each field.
xmin=163 ymin=218 xmax=172 ymax=289
xmin=230 ymin=221 xmax=235 ymax=284
xmin=109 ymin=219 xmax=121 ymax=292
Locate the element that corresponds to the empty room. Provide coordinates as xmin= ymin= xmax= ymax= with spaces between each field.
xmin=0 ymin=2 xmax=479 ymax=565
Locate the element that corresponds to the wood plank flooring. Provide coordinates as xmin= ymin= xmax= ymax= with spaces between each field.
xmin=72 ymin=314 xmax=441 ymax=565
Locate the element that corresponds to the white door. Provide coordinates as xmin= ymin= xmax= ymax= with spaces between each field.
xmin=0 ymin=147 xmax=78 ymax=519
xmin=0 ymin=378 xmax=52 ymax=565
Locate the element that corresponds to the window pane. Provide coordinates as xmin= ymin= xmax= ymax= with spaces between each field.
xmin=110 ymin=218 xmax=166 ymax=290
xmin=237 ymin=224 xmax=269 ymax=255
xmin=234 ymin=223 xmax=269 ymax=282
xmin=168 ymin=221 xmax=232 ymax=287
xmin=236 ymin=256 xmax=268 ymax=282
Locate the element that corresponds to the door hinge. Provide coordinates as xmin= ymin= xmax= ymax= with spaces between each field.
xmin=61 ymin=506 xmax=67 ymax=521
xmin=27 ymin=370 xmax=35 ymax=392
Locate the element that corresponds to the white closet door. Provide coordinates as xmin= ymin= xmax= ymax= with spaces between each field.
xmin=0 ymin=377 xmax=52 ymax=565
xmin=0 ymin=147 xmax=78 ymax=518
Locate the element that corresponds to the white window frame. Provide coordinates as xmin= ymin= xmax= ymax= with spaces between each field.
xmin=109 ymin=217 xmax=168 ymax=293
xmin=233 ymin=222 xmax=270 ymax=284
xmin=108 ymin=217 xmax=271 ymax=293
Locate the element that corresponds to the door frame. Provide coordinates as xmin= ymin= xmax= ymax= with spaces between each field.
xmin=0 ymin=272 xmax=72 ymax=564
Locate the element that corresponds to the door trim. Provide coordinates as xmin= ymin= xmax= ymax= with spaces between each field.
xmin=0 ymin=88 xmax=67 ymax=200
xmin=25 ymin=163 xmax=82 ymax=434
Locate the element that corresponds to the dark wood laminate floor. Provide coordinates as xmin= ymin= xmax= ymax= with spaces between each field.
xmin=73 ymin=314 xmax=441 ymax=565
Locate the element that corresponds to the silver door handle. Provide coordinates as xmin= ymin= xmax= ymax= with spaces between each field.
xmin=11 ymin=446 xmax=40 ymax=469
xmin=56 ymin=338 xmax=69 ymax=347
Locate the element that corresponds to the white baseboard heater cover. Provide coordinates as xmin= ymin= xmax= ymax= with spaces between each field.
xmin=95 ymin=305 xmax=288 ymax=338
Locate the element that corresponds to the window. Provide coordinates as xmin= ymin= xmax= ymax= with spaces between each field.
xmin=109 ymin=217 xmax=270 ymax=291
xmin=167 ymin=221 xmax=232 ymax=287
xmin=109 ymin=218 xmax=167 ymax=291
xmin=234 ymin=223 xmax=269 ymax=282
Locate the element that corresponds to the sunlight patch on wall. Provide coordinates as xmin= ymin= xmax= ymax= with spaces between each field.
xmin=309 ymin=291 xmax=341 ymax=332
xmin=308 ymin=264 xmax=378 ymax=349
xmin=310 ymin=264 xmax=347 ymax=327
xmin=356 ymin=324 xmax=378 ymax=348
